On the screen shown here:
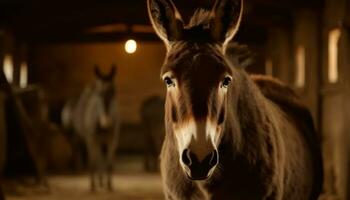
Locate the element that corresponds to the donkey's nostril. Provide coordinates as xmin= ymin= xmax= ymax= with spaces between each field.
xmin=181 ymin=149 xmax=192 ymax=166
xmin=181 ymin=149 xmax=218 ymax=169
xmin=181 ymin=149 xmax=218 ymax=180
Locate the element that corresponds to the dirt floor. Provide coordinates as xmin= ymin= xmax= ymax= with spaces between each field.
xmin=4 ymin=173 xmax=163 ymax=200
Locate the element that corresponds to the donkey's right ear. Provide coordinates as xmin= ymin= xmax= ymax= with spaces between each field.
xmin=210 ymin=0 xmax=243 ymax=51
xmin=147 ymin=0 xmax=183 ymax=47
xmin=94 ymin=65 xmax=102 ymax=78
xmin=109 ymin=64 xmax=117 ymax=78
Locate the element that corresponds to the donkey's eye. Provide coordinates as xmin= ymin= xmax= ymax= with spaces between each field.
xmin=164 ymin=77 xmax=175 ymax=87
xmin=221 ymin=76 xmax=232 ymax=88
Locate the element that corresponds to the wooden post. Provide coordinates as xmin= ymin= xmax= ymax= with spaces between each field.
xmin=0 ymin=186 xmax=4 ymax=200
xmin=0 ymin=29 xmax=6 ymax=200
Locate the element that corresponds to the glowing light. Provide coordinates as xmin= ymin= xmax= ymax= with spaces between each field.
xmin=20 ymin=62 xmax=28 ymax=88
xmin=3 ymin=54 xmax=13 ymax=83
xmin=328 ymin=29 xmax=341 ymax=83
xmin=295 ymin=45 xmax=305 ymax=88
xmin=124 ymin=39 xmax=137 ymax=54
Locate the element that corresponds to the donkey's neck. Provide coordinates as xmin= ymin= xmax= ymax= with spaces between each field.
xmin=219 ymin=71 xmax=280 ymax=189
xmin=235 ymin=71 xmax=279 ymax=163
xmin=196 ymin=71 xmax=281 ymax=197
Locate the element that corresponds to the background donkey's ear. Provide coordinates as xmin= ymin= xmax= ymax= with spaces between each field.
xmin=94 ymin=65 xmax=102 ymax=78
xmin=147 ymin=0 xmax=183 ymax=46
xmin=210 ymin=0 xmax=243 ymax=49
xmin=109 ymin=64 xmax=117 ymax=79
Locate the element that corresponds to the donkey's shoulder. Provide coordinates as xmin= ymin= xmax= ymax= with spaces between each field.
xmin=250 ymin=74 xmax=316 ymax=136
xmin=251 ymin=74 xmax=323 ymax=198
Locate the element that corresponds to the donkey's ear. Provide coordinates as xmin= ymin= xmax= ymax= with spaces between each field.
xmin=94 ymin=65 xmax=102 ymax=78
xmin=147 ymin=0 xmax=183 ymax=46
xmin=210 ymin=0 xmax=243 ymax=49
xmin=109 ymin=64 xmax=117 ymax=79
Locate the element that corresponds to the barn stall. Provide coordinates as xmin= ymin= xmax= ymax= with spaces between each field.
xmin=0 ymin=0 xmax=349 ymax=199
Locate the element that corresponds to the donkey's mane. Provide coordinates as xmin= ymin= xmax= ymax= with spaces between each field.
xmin=178 ymin=9 xmax=214 ymax=41
xmin=186 ymin=9 xmax=212 ymax=29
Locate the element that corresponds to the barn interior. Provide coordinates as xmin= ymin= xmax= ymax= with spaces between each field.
xmin=0 ymin=0 xmax=350 ymax=199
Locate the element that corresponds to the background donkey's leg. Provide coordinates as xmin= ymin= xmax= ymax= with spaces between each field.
xmin=98 ymin=166 xmax=103 ymax=189
xmin=98 ymin=143 xmax=105 ymax=189
xmin=86 ymin=136 xmax=99 ymax=192
xmin=106 ymin=128 xmax=119 ymax=191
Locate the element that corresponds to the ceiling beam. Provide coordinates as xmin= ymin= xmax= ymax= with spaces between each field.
xmin=24 ymin=31 xmax=160 ymax=44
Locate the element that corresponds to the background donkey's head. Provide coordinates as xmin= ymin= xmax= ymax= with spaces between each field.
xmin=93 ymin=64 xmax=117 ymax=131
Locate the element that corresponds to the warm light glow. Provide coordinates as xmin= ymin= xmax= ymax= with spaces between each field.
xmin=295 ymin=45 xmax=305 ymax=88
xmin=265 ymin=58 xmax=273 ymax=76
xmin=328 ymin=29 xmax=341 ymax=83
xmin=125 ymin=39 xmax=137 ymax=54
xmin=3 ymin=54 xmax=13 ymax=83
xmin=20 ymin=62 xmax=28 ymax=88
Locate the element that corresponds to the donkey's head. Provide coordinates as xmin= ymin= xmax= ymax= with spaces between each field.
xmin=148 ymin=0 xmax=243 ymax=180
xmin=93 ymin=65 xmax=117 ymax=130
xmin=94 ymin=64 xmax=117 ymax=95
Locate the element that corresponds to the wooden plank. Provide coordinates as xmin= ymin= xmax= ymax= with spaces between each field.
xmin=24 ymin=32 xmax=160 ymax=44
xmin=0 ymin=92 xmax=6 ymax=175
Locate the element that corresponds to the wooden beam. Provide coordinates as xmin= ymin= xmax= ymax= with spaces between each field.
xmin=0 ymin=0 xmax=317 ymax=44
xmin=24 ymin=32 xmax=160 ymax=44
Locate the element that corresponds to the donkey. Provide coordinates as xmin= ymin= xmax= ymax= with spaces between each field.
xmin=140 ymin=95 xmax=165 ymax=171
xmin=62 ymin=65 xmax=120 ymax=191
xmin=147 ymin=0 xmax=323 ymax=199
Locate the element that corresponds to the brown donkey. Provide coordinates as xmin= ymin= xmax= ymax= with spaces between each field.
xmin=147 ymin=0 xmax=323 ymax=199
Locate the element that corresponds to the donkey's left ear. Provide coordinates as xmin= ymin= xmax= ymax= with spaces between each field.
xmin=147 ymin=0 xmax=183 ymax=47
xmin=210 ymin=0 xmax=243 ymax=50
xmin=110 ymin=64 xmax=117 ymax=78
xmin=94 ymin=65 xmax=103 ymax=78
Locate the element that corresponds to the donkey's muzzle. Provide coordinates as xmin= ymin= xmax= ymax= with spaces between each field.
xmin=181 ymin=149 xmax=219 ymax=180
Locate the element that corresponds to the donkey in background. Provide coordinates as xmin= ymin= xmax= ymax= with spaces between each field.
xmin=148 ymin=0 xmax=323 ymax=199
xmin=140 ymin=95 xmax=165 ymax=171
xmin=62 ymin=65 xmax=120 ymax=191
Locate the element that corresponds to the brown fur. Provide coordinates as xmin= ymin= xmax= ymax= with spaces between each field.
xmin=252 ymin=75 xmax=323 ymax=200
xmin=148 ymin=0 xmax=323 ymax=199
xmin=160 ymin=67 xmax=323 ymax=199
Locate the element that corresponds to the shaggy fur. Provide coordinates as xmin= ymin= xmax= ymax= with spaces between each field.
xmin=148 ymin=0 xmax=323 ymax=199
xmin=159 ymin=46 xmax=323 ymax=199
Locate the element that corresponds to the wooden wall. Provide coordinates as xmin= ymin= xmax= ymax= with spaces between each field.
xmin=0 ymin=31 xmax=13 ymax=175
xmin=0 ymin=93 xmax=6 ymax=175
xmin=30 ymin=41 xmax=166 ymax=123
xmin=293 ymin=9 xmax=320 ymax=123
xmin=268 ymin=0 xmax=350 ymax=198
xmin=265 ymin=27 xmax=293 ymax=84
xmin=321 ymin=0 xmax=350 ymax=198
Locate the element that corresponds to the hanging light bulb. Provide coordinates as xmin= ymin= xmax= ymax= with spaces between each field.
xmin=124 ymin=39 xmax=137 ymax=54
